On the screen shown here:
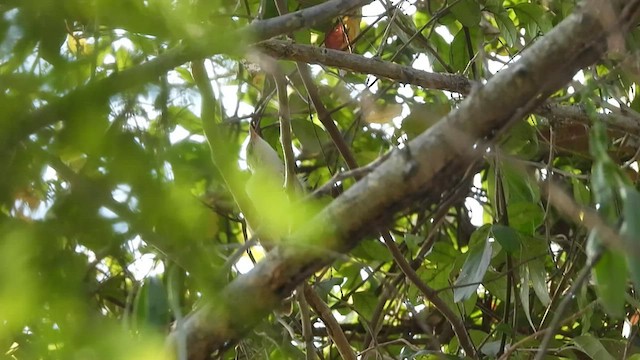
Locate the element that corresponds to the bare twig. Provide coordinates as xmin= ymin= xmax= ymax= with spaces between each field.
xmin=381 ymin=232 xmax=477 ymax=358
xmin=498 ymin=301 xmax=597 ymax=360
xmin=296 ymin=62 xmax=360 ymax=171
xmin=311 ymin=152 xmax=391 ymax=198
xmin=257 ymin=39 xmax=640 ymax=135
xmin=304 ymin=284 xmax=357 ymax=360
xmin=533 ymin=258 xmax=600 ymax=360
xmin=296 ymin=285 xmax=318 ymax=360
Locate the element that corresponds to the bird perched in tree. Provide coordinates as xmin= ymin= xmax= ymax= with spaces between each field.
xmin=244 ymin=126 xmax=304 ymax=247
xmin=246 ymin=126 xmax=304 ymax=194
xmin=323 ymin=8 xmax=362 ymax=51
xmin=246 ymin=126 xmax=285 ymax=182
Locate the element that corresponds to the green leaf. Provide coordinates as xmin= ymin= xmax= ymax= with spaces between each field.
xmin=512 ymin=3 xmax=553 ymax=36
xmin=484 ymin=0 xmax=504 ymax=13
xmin=621 ymin=186 xmax=640 ymax=288
xmin=315 ymin=277 xmax=344 ymax=301
xmin=501 ymin=119 xmax=539 ymax=159
xmin=519 ymin=265 xmax=535 ymax=330
xmin=404 ymin=234 xmax=423 ymax=254
xmin=133 ymin=276 xmax=170 ymax=332
xmin=528 ymin=257 xmax=550 ymax=306
xmin=401 ymin=102 xmax=451 ymax=139
xmin=351 ymin=238 xmax=393 ymax=262
xmin=261 ymin=0 xmax=280 ymax=20
xmin=507 ymin=202 xmax=544 ymax=234
xmin=453 ymin=227 xmax=493 ymax=302
xmin=495 ymin=12 xmax=518 ymax=48
xmin=573 ymin=334 xmax=616 ymax=360
xmin=491 ymin=224 xmax=521 ymax=253
xmin=352 ymin=291 xmax=378 ymax=319
xmin=578 ymin=284 xmax=593 ymax=334
xmin=450 ymin=0 xmax=481 ymax=27
xmin=501 ymin=161 xmax=540 ymax=203
xmin=483 ymin=269 xmax=508 ymax=302
xmin=166 ymin=263 xmax=184 ymax=314
xmin=592 ymin=248 xmax=627 ymax=319
xmin=291 ymin=118 xmax=332 ymax=158
xmin=450 ymin=29 xmax=469 ymax=73
xmin=572 ymin=177 xmax=591 ymax=206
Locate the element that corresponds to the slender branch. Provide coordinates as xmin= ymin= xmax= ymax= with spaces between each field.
xmin=274 ymin=67 xmax=298 ymax=191
xmin=494 ymin=165 xmax=514 ymax=357
xmin=533 ymin=256 xmax=600 ymax=360
xmin=310 ymin=152 xmax=391 ymax=198
xmin=304 ymin=284 xmax=357 ymax=360
xmin=256 ymin=39 xmax=640 ymax=135
xmin=381 ymin=232 xmax=477 ymax=358
xmin=259 ymin=40 xmax=473 ymax=94
xmin=296 ymin=286 xmax=318 ymax=360
xmin=268 ymin=5 xmax=356 ymax=359
xmin=296 ymin=62 xmax=360 ymax=170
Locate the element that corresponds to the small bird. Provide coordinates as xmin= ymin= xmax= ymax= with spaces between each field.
xmin=246 ymin=126 xmax=285 ymax=181
xmin=246 ymin=126 xmax=304 ymax=194
xmin=323 ymin=9 xmax=362 ymax=51
xmin=244 ymin=126 xmax=304 ymax=247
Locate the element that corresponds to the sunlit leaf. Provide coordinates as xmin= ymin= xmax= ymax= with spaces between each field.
xmin=454 ymin=225 xmax=493 ymax=302
xmin=519 ymin=264 xmax=535 ymax=330
xmin=528 ymin=257 xmax=551 ymax=307
xmin=495 ymin=12 xmax=518 ymax=47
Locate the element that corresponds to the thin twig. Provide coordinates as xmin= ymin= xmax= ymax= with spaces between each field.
xmin=297 ymin=285 xmax=318 ymax=360
xmin=311 ymin=152 xmax=391 ymax=198
xmin=304 ymin=284 xmax=357 ymax=360
xmin=381 ymin=232 xmax=478 ymax=358
xmin=296 ymin=62 xmax=361 ymax=171
xmin=532 ymin=258 xmax=600 ymax=360
xmin=498 ymin=301 xmax=597 ymax=360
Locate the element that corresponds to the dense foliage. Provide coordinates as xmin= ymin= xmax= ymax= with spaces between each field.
xmin=3 ymin=0 xmax=640 ymax=359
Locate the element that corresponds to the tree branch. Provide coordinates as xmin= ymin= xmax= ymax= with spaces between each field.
xmin=168 ymin=1 xmax=640 ymax=358
xmin=381 ymin=232 xmax=477 ymax=357
xmin=258 ymin=39 xmax=474 ymax=94
xmin=256 ymin=39 xmax=640 ymax=135
xmin=304 ymin=284 xmax=357 ymax=360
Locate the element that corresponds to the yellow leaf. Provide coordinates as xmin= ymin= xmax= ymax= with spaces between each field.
xmin=66 ymin=34 xmax=93 ymax=57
